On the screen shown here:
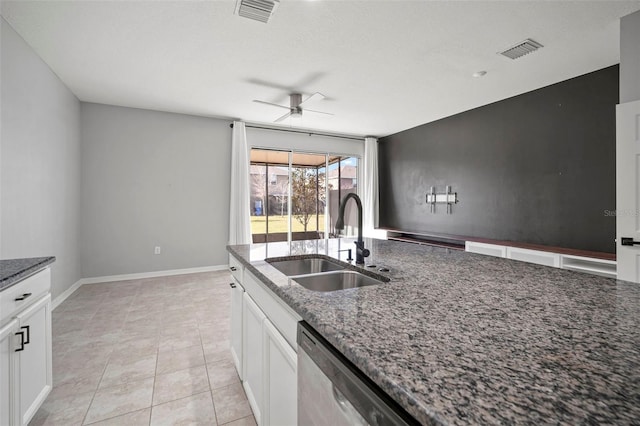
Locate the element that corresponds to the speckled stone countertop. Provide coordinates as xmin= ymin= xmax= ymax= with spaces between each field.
xmin=227 ymin=238 xmax=640 ymax=425
xmin=0 ymin=257 xmax=55 ymax=291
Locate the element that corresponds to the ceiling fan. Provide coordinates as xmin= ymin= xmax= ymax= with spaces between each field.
xmin=253 ymin=92 xmax=333 ymax=123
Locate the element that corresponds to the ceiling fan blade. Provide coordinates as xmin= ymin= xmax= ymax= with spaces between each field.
xmin=304 ymin=108 xmax=334 ymax=116
xmin=274 ymin=111 xmax=292 ymax=122
xmin=299 ymin=92 xmax=326 ymax=106
xmin=253 ymin=100 xmax=290 ymax=110
xmin=246 ymin=78 xmax=293 ymax=92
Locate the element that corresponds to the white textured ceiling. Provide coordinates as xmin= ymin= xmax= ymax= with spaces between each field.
xmin=2 ymin=0 xmax=639 ymax=137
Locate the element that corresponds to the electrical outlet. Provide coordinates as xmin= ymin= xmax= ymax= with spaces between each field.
xmin=154 ymin=246 xmax=161 ymax=255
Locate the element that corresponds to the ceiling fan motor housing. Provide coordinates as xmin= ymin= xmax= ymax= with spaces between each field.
xmin=290 ymin=93 xmax=302 ymax=108
xmin=252 ymin=92 xmax=331 ymax=122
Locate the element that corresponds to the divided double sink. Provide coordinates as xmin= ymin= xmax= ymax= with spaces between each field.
xmin=267 ymin=256 xmax=388 ymax=292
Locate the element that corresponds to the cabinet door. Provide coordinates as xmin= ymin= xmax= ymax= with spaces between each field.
xmin=242 ymin=293 xmax=265 ymax=425
xmin=16 ymin=294 xmax=52 ymax=426
xmin=262 ymin=319 xmax=297 ymax=426
xmin=230 ymin=279 xmax=244 ymax=380
xmin=1 ymin=319 xmax=19 ymax=426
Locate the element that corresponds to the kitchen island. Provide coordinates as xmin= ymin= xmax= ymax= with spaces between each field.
xmin=227 ymin=238 xmax=640 ymax=425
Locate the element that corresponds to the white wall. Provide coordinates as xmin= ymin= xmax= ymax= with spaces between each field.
xmin=620 ymin=9 xmax=640 ymax=103
xmin=80 ymin=103 xmax=231 ymax=278
xmin=1 ymin=15 xmax=365 ymax=287
xmin=1 ymin=18 xmax=82 ymax=299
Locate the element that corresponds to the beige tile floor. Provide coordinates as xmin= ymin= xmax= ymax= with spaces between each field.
xmin=30 ymin=271 xmax=256 ymax=426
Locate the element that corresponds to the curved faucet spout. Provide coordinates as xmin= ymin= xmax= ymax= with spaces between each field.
xmin=335 ymin=193 xmax=370 ymax=264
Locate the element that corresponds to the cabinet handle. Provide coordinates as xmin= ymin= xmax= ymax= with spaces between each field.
xmin=21 ymin=326 xmax=30 ymax=345
xmin=15 ymin=331 xmax=25 ymax=352
xmin=621 ymin=237 xmax=640 ymax=246
xmin=14 ymin=292 xmax=32 ymax=301
xmin=230 ymin=266 xmax=237 ymax=272
xmin=229 ymin=283 xmax=236 ymax=289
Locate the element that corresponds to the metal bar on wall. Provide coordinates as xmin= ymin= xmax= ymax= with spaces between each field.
xmin=265 ymin=163 xmax=269 ymax=240
xmin=229 ymin=123 xmax=364 ymax=141
xmin=287 ymin=152 xmax=292 ymax=244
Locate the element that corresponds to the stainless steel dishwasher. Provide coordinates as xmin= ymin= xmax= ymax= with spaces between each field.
xmin=297 ymin=322 xmax=420 ymax=426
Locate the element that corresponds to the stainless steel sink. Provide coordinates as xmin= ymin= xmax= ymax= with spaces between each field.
xmin=268 ymin=257 xmax=345 ymax=276
xmin=292 ymin=270 xmax=384 ymax=292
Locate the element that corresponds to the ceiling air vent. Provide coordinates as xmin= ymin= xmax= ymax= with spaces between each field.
xmin=235 ymin=0 xmax=279 ymax=23
xmin=499 ymin=39 xmax=543 ymax=60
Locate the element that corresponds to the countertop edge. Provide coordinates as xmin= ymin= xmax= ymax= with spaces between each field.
xmin=226 ymin=241 xmax=640 ymax=425
xmin=0 ymin=257 xmax=56 ymax=291
xmin=226 ymin=244 xmax=441 ymax=425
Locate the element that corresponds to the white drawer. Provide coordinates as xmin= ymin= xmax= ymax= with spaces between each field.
xmin=229 ymin=254 xmax=244 ymax=283
xmin=506 ymin=247 xmax=560 ymax=267
xmin=0 ymin=268 xmax=51 ymax=323
xmin=465 ymin=241 xmax=506 ymax=258
xmin=243 ymin=270 xmax=301 ymax=350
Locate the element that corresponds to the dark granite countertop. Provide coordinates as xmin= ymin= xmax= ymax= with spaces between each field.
xmin=0 ymin=257 xmax=56 ymax=292
xmin=227 ymin=238 xmax=640 ymax=425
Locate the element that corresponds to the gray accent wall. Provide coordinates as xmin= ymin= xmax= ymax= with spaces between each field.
xmin=1 ymin=18 xmax=82 ymax=300
xmin=620 ymin=9 xmax=640 ymax=103
xmin=378 ymin=66 xmax=618 ymax=253
xmin=80 ymin=103 xmax=231 ymax=278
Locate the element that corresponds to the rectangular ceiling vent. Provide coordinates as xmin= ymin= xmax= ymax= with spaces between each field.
xmin=235 ymin=0 xmax=279 ymax=24
xmin=499 ymin=39 xmax=543 ymax=60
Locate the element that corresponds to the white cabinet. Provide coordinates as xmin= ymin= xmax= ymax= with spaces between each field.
xmin=465 ymin=242 xmax=615 ymax=278
xmin=242 ymin=293 xmax=266 ymax=425
xmin=229 ymin=254 xmax=301 ymax=426
xmin=16 ymin=294 xmax=52 ymax=425
xmin=1 ymin=319 xmax=18 ymax=426
xmin=230 ymin=279 xmax=244 ymax=380
xmin=0 ymin=267 xmax=52 ymax=426
xmin=262 ymin=319 xmax=297 ymax=426
xmin=242 ymin=271 xmax=299 ymax=349
xmin=506 ymin=247 xmax=560 ymax=268
xmin=465 ymin=241 xmax=506 ymax=257
xmin=560 ymin=255 xmax=617 ymax=279
xmin=229 ymin=254 xmax=244 ymax=283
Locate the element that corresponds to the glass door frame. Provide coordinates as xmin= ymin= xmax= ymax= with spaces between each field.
xmin=250 ymin=147 xmax=360 ymax=244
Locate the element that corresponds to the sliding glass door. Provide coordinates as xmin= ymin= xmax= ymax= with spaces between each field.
xmin=250 ymin=149 xmax=359 ymax=244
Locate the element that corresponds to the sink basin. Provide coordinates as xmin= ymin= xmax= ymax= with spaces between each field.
xmin=292 ymin=270 xmax=384 ymax=292
xmin=268 ymin=257 xmax=345 ymax=276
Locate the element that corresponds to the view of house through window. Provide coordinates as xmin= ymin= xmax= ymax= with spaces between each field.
xmin=250 ymin=148 xmax=359 ymax=243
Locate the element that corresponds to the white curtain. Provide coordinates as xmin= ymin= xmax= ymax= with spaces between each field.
xmin=228 ymin=121 xmax=252 ymax=245
xmin=363 ymin=136 xmax=380 ymax=238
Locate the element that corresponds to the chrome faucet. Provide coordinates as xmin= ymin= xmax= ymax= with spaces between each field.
xmin=335 ymin=193 xmax=370 ymax=265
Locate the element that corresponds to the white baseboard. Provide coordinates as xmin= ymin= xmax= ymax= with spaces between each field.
xmin=52 ymin=265 xmax=228 ymax=309
xmin=81 ymin=265 xmax=229 ymax=285
xmin=52 ymin=279 xmax=84 ymax=311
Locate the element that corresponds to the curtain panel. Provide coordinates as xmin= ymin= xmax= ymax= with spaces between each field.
xmin=363 ymin=136 xmax=379 ymax=237
xmin=229 ymin=121 xmax=252 ymax=245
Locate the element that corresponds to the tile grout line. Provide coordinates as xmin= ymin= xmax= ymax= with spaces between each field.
xmin=79 ymin=322 xmax=116 ymax=425
xmin=219 ymin=414 xmax=255 ymax=426
xmin=148 ymin=344 xmax=159 ymax=426
xmin=200 ymin=338 xmax=222 ymax=426
xmin=56 ymin=288 xmax=105 ymax=426
xmin=39 ymin=272 xmax=237 ymax=426
xmin=80 ymin=286 xmax=150 ymax=426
